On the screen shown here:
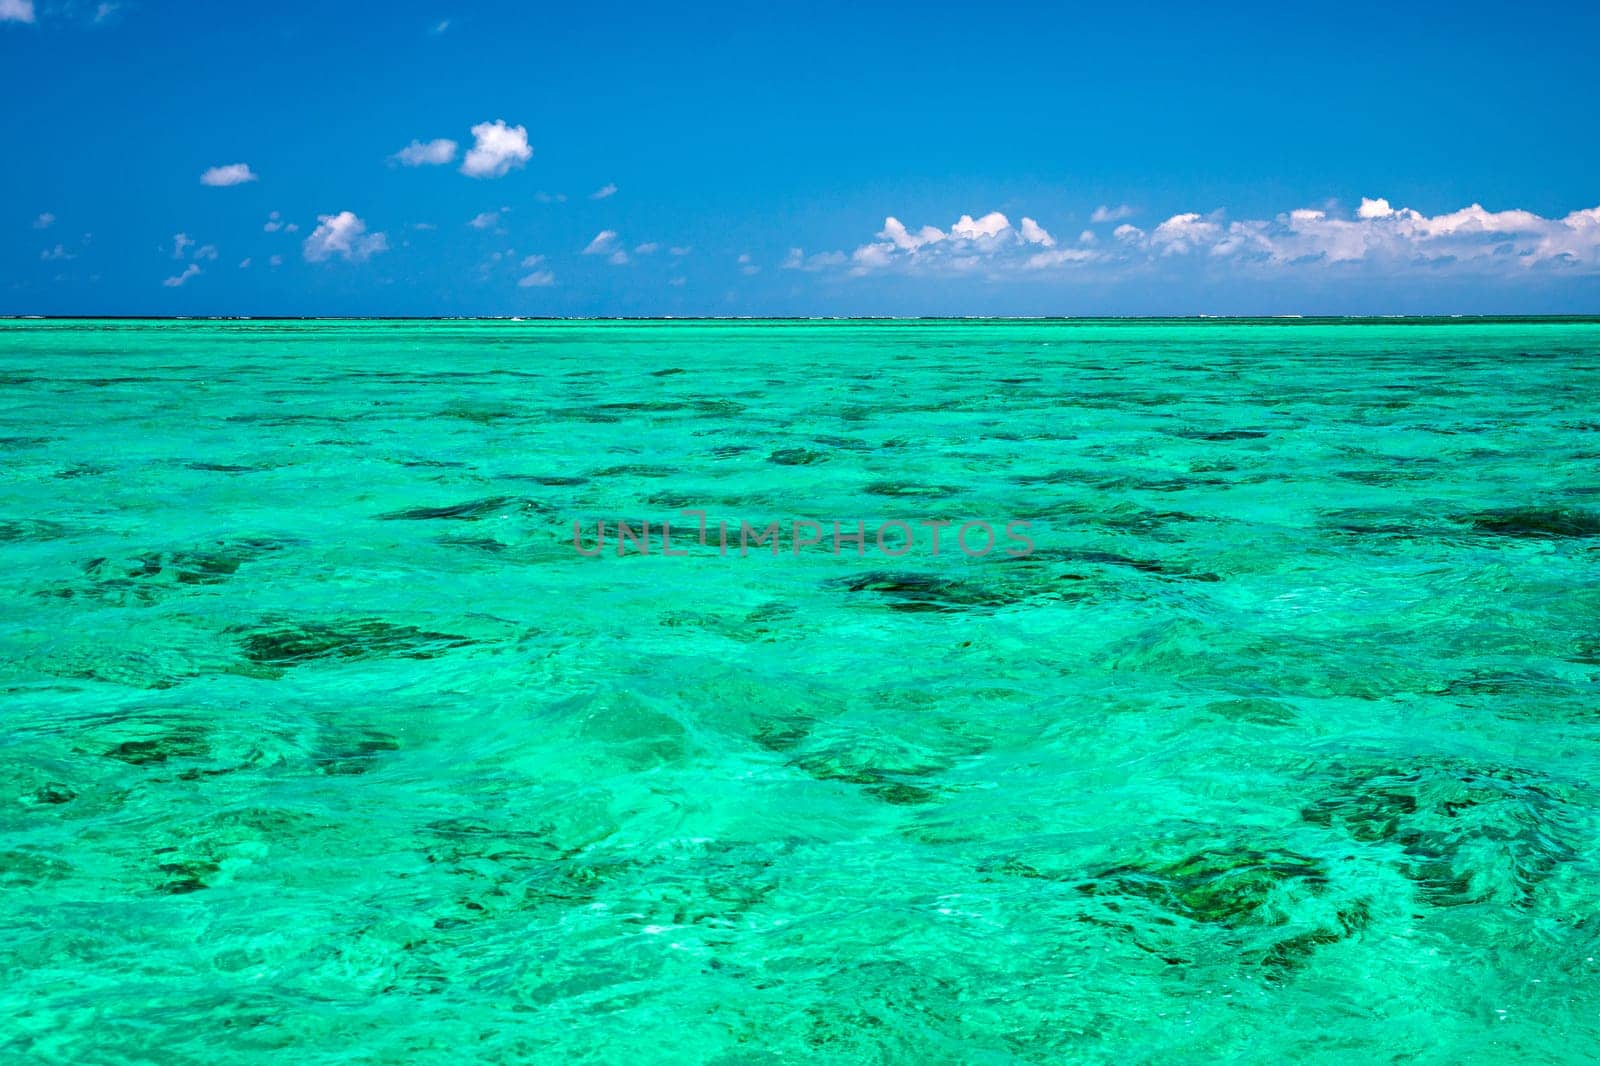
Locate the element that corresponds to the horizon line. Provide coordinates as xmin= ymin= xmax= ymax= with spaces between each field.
xmin=5 ymin=314 xmax=1600 ymax=324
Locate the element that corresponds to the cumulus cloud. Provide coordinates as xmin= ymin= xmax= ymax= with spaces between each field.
xmin=200 ymin=163 xmax=258 ymax=187
xmin=460 ymin=120 xmax=532 ymax=178
xmin=634 ymin=242 xmax=658 ymax=254
xmin=263 ymin=210 xmax=299 ymax=233
xmin=163 ymin=264 xmax=201 ymax=287
xmin=813 ymin=197 xmax=1600 ymax=280
xmin=33 ymin=212 xmax=54 ymax=229
xmin=842 ymin=210 xmax=1027 ymax=276
xmin=40 ymin=244 xmax=74 ymax=261
xmin=393 ymin=138 xmax=457 ymax=167
xmin=880 ymin=217 xmax=946 ymax=251
xmin=783 ymin=248 xmax=848 ymax=271
xmin=582 ymin=230 xmax=619 ymax=255
xmin=172 ymin=233 xmax=194 ymax=259
xmin=0 ymin=0 xmax=35 ymax=23
xmin=468 ymin=210 xmax=504 ymax=230
xmin=590 ymin=183 xmax=617 ymax=200
xmin=1019 ymin=217 xmax=1055 ymax=247
xmin=1357 ymin=197 xmax=1394 ymax=220
xmin=1091 ymin=204 xmax=1136 ymax=223
xmin=517 ymin=270 xmax=555 ymax=287
xmin=303 ymin=211 xmax=389 ymax=262
xmin=951 ymin=212 xmax=1012 ymax=240
xmin=1149 ymin=212 xmax=1222 ymax=255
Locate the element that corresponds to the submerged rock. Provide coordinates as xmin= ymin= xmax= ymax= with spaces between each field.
xmin=863 ymin=480 xmax=968 ymax=499
xmin=0 ymin=519 xmax=71 ymax=543
xmin=767 ymin=447 xmax=827 ymax=466
xmin=1464 ymin=507 xmax=1600 ymax=538
xmin=1087 ymin=844 xmax=1371 ymax=972
xmin=1173 ymin=429 xmax=1270 ymax=441
xmin=828 ymin=570 xmax=1023 ymax=613
xmin=44 ymin=536 xmax=299 ymax=606
xmin=229 ymin=618 xmax=475 ymax=667
xmin=375 ymin=496 xmax=543 ymax=521
xmin=1301 ymin=756 xmax=1586 ymax=906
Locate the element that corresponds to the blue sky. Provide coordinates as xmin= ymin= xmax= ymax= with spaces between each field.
xmin=4 ymin=0 xmax=1599 ymax=316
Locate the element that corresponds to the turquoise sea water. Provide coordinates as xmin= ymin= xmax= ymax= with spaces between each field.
xmin=3 ymin=318 xmax=1600 ymax=1063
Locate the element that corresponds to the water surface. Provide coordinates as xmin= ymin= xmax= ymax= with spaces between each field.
xmin=3 ymin=319 xmax=1599 ymax=1062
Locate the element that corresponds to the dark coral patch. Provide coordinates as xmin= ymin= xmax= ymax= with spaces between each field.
xmin=1464 ymin=507 xmax=1600 ymax=538
xmin=230 ymin=619 xmax=475 ymax=667
xmin=376 ymin=496 xmax=544 ymax=521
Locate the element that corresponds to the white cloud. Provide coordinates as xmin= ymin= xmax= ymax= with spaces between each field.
xmin=1024 ymin=248 xmax=1096 ymax=270
xmin=880 ymin=217 xmax=945 ymax=251
xmin=303 ymin=211 xmax=388 ymax=262
xmin=1149 ymin=212 xmax=1222 ymax=255
xmin=94 ymin=3 xmax=119 ymax=23
xmin=634 ymin=242 xmax=658 ymax=254
xmin=460 ymin=120 xmax=532 ymax=178
xmin=520 ymin=254 xmax=544 ymax=268
xmin=590 ymin=183 xmax=617 ymax=200
xmin=851 ymin=243 xmax=894 ymax=272
xmin=0 ymin=0 xmax=35 ymax=23
xmin=430 ymin=19 xmax=450 ymax=34
xmin=517 ymin=270 xmax=555 ymax=287
xmin=40 ymin=244 xmax=73 ymax=261
xmin=1019 ymin=217 xmax=1055 ymax=247
xmin=239 ymin=258 xmax=252 ymax=269
xmin=33 ymin=212 xmax=54 ymax=229
xmin=269 ymin=254 xmax=283 ymax=267
xmin=468 ymin=210 xmax=504 ymax=230
xmin=193 ymin=244 xmax=219 ymax=261
xmin=264 ymin=211 xmax=285 ymax=232
xmin=163 ymin=264 xmax=201 ymax=287
xmin=1357 ymin=197 xmax=1394 ymax=220
xmin=172 ymin=233 xmax=194 ymax=259
xmin=824 ymin=197 xmax=1600 ymax=279
xmin=669 ymin=246 xmax=691 ymax=256
xmin=583 ymin=230 xmax=618 ymax=255
xmin=783 ymin=248 xmax=848 ymax=271
xmin=951 ymin=212 xmax=1011 ymax=240
xmin=1091 ymin=204 xmax=1136 ymax=223
xmin=200 ymin=163 xmax=258 ymax=187
xmin=535 ymin=191 xmax=567 ymax=203
xmin=608 ymin=250 xmax=629 ymax=265
xmin=393 ymin=138 xmax=458 ymax=167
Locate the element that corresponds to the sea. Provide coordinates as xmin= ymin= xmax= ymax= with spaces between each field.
xmin=3 ymin=318 xmax=1598 ymax=1062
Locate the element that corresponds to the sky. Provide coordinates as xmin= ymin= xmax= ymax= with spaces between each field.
xmin=4 ymin=0 xmax=1599 ymax=316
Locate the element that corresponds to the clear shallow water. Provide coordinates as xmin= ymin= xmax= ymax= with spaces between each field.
xmin=3 ymin=318 xmax=1600 ymax=1063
